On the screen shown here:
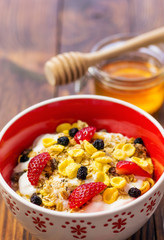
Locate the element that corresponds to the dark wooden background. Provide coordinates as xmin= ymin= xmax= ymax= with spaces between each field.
xmin=0 ymin=0 xmax=163 ymax=239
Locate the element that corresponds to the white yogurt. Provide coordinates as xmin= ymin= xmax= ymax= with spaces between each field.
xmin=124 ymin=177 xmax=145 ymax=193
xmin=33 ymin=134 xmax=58 ymax=153
xmin=14 ymin=159 xmax=30 ymax=173
xmin=19 ymin=172 xmax=36 ymax=196
xmin=79 ymin=195 xmax=133 ymax=213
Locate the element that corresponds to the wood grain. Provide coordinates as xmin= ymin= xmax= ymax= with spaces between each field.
xmin=0 ymin=0 xmax=59 ymax=239
xmin=58 ymin=0 xmax=130 ymax=96
xmin=128 ymin=0 xmax=164 ymax=33
xmin=0 ymin=0 xmax=164 ymax=239
xmin=0 ymin=0 xmax=58 ymax=75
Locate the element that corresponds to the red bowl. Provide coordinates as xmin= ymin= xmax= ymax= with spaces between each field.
xmin=0 ymin=95 xmax=164 ymax=240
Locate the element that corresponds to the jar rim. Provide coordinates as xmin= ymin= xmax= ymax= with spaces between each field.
xmin=89 ymin=33 xmax=164 ymax=90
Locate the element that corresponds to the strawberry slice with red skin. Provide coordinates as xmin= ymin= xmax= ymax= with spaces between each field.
xmin=28 ymin=152 xmax=51 ymax=185
xmin=116 ymin=160 xmax=151 ymax=178
xmin=74 ymin=126 xmax=96 ymax=144
xmin=68 ymin=182 xmax=107 ymax=209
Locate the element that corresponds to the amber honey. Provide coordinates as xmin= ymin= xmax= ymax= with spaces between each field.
xmin=94 ymin=60 xmax=164 ymax=114
xmin=102 ymin=61 xmax=157 ymax=79
xmin=89 ymin=34 xmax=164 ymax=114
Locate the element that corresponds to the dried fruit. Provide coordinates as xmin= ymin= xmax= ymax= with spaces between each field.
xmin=134 ymin=138 xmax=144 ymax=145
xmin=108 ymin=167 xmax=118 ymax=176
xmin=30 ymin=193 xmax=42 ymax=205
xmin=93 ymin=139 xmax=104 ymax=150
xmin=74 ymin=126 xmax=96 ymax=144
xmin=19 ymin=148 xmax=31 ymax=162
xmin=27 ymin=152 xmax=51 ymax=185
xmin=128 ymin=187 xmax=141 ymax=198
xmin=116 ymin=160 xmax=151 ymax=178
xmin=77 ymin=166 xmax=88 ymax=180
xmin=50 ymin=158 xmax=58 ymax=171
xmin=57 ymin=136 xmax=69 ymax=146
xmin=69 ymin=128 xmax=79 ymax=137
xmin=68 ymin=182 xmax=107 ymax=209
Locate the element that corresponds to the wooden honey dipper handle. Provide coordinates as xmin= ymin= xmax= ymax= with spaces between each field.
xmin=44 ymin=27 xmax=164 ymax=86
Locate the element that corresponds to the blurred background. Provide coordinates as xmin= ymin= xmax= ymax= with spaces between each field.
xmin=0 ymin=0 xmax=164 ymax=239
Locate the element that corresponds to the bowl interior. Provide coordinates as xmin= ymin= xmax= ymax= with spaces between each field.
xmin=0 ymin=97 xmax=164 ymax=186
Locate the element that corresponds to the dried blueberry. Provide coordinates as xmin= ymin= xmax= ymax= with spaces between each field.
xmin=77 ymin=166 xmax=88 ymax=180
xmin=108 ymin=167 xmax=118 ymax=176
xmin=57 ymin=136 xmax=69 ymax=146
xmin=20 ymin=155 xmax=29 ymax=162
xmin=30 ymin=193 xmax=42 ymax=206
xmin=20 ymin=148 xmax=31 ymax=162
xmin=134 ymin=138 xmax=144 ymax=145
xmin=93 ymin=139 xmax=104 ymax=150
xmin=128 ymin=187 xmax=141 ymax=198
xmin=69 ymin=128 xmax=79 ymax=137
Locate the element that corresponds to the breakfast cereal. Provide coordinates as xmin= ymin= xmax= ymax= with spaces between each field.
xmin=11 ymin=120 xmax=155 ymax=213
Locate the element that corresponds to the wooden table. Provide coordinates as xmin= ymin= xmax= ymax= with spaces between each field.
xmin=0 ymin=0 xmax=163 ymax=239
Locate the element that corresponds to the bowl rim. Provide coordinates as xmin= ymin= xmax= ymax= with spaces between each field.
xmin=0 ymin=94 xmax=164 ymax=218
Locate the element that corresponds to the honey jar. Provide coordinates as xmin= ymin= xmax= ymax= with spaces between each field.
xmin=88 ymin=34 xmax=164 ymax=114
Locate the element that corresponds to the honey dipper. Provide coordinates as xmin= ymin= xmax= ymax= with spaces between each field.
xmin=44 ymin=27 xmax=164 ymax=86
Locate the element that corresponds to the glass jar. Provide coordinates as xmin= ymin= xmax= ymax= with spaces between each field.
xmin=88 ymin=34 xmax=164 ymax=114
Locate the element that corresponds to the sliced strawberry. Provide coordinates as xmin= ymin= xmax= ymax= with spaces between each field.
xmin=27 ymin=152 xmax=51 ymax=185
xmin=68 ymin=182 xmax=107 ymax=209
xmin=74 ymin=126 xmax=96 ymax=144
xmin=116 ymin=160 xmax=151 ymax=178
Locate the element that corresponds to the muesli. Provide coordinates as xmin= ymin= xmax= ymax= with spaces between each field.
xmin=11 ymin=120 xmax=154 ymax=213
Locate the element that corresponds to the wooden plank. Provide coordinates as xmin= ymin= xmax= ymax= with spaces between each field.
xmin=128 ymin=0 xmax=164 ymax=33
xmin=0 ymin=0 xmax=59 ymax=129
xmin=61 ymin=0 xmax=129 ymax=53
xmin=127 ymin=1 xmax=164 ymax=239
xmin=0 ymin=0 xmax=59 ymax=239
xmin=0 ymin=199 xmax=7 ymax=240
xmin=57 ymin=0 xmax=129 ymax=96
xmin=0 ymin=0 xmax=58 ymax=75
xmin=0 ymin=60 xmax=53 ymax=129
xmin=153 ymin=197 xmax=164 ymax=240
